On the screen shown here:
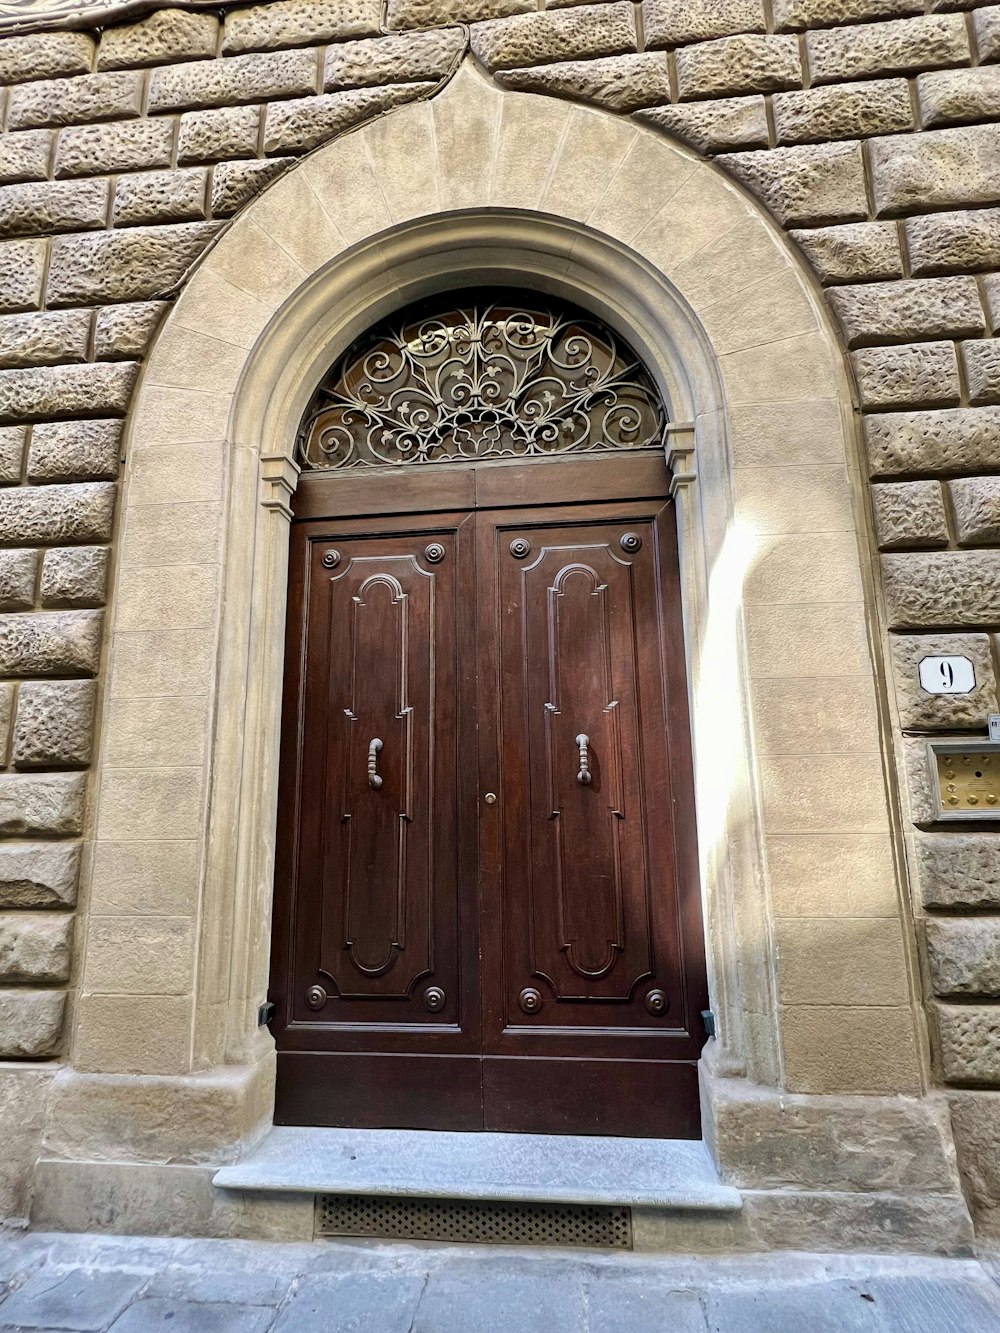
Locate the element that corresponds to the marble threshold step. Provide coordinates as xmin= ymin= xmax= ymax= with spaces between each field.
xmin=212 ymin=1127 xmax=742 ymax=1211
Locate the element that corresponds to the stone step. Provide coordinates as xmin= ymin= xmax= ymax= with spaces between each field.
xmin=212 ymin=1127 xmax=742 ymax=1212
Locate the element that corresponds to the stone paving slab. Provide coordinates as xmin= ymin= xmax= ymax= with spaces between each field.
xmin=0 ymin=1233 xmax=996 ymax=1332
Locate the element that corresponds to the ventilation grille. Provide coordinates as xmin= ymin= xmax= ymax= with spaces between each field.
xmin=316 ymin=1193 xmax=632 ymax=1248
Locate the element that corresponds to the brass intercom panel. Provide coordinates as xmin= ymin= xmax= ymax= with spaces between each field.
xmin=928 ymin=740 xmax=1000 ymax=821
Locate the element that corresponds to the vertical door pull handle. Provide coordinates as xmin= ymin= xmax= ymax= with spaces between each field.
xmin=367 ymin=737 xmax=383 ymax=790
xmin=576 ymin=733 xmax=592 ymax=786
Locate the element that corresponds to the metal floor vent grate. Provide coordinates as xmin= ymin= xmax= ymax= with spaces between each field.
xmin=316 ymin=1193 xmax=633 ymax=1248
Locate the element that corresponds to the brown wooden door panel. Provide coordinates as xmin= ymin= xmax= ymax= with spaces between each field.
xmin=271 ymin=474 xmax=707 ymax=1136
xmin=270 ymin=514 xmax=480 ymax=1072
xmin=479 ymin=503 xmax=706 ymax=1066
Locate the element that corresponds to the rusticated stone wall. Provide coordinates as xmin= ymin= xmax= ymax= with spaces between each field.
xmin=2 ymin=0 xmax=1000 ymax=1223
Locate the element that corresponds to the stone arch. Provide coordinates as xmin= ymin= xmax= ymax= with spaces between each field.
xmin=76 ymin=61 xmax=923 ymax=1120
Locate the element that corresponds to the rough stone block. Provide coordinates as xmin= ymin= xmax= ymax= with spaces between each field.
xmin=828 ymin=276 xmax=984 ymax=348
xmin=0 ymin=130 xmax=54 ymax=186
xmin=917 ymin=66 xmax=1000 ymax=129
xmin=114 ymin=168 xmax=208 ymax=227
xmin=178 ymin=105 xmax=261 ymax=164
xmin=0 ymin=550 xmax=38 ymax=610
xmin=852 ymin=341 xmax=959 ymax=410
xmin=675 ymin=34 xmax=800 ymax=100
xmin=148 ymin=49 xmax=318 ymax=113
xmin=0 ymin=680 xmax=13 ymax=760
xmin=790 ymin=221 xmax=902 ymax=284
xmin=0 ymin=773 xmax=84 ymax=836
xmin=0 ymin=427 xmax=22 ymax=485
xmin=866 ymin=406 xmax=1000 ymax=477
xmin=889 ymin=631 xmax=997 ymax=729
xmin=986 ymin=274 xmax=1000 ymax=336
xmin=882 ymin=550 xmax=1000 ymax=628
xmin=780 ymin=1003 xmax=921 ymax=1095
xmin=13 ymin=679 xmax=95 ymax=768
xmin=98 ymin=9 xmax=220 ymax=70
xmin=55 ymin=119 xmax=175 ymax=179
xmin=870 ymin=125 xmax=1000 ymax=217
xmin=637 ymin=96 xmax=768 ymax=153
xmin=0 ymin=915 xmax=72 ymax=985
xmin=716 ymin=141 xmax=866 ymax=224
xmin=386 ymin=0 xmax=530 ymax=24
xmin=263 ymin=83 xmax=435 ymax=155
xmin=470 ymin=5 xmax=635 ymax=73
xmin=807 ymin=14 xmax=968 ymax=85
xmin=0 ymin=32 xmax=94 ymax=86
xmin=325 ymin=30 xmax=465 ymax=90
xmin=772 ymin=80 xmax=911 ymax=145
xmin=0 ymin=179 xmax=109 ymax=240
xmin=0 ymin=842 xmax=79 ymax=909
xmin=872 ymin=481 xmax=949 ymax=550
xmin=906 ymin=208 xmax=1000 ymax=276
xmin=643 ymin=0 xmax=765 ymax=50
xmin=0 ymin=609 xmax=102 ymax=677
xmin=224 ymin=0 xmax=381 ymax=53
xmin=961 ymin=340 xmax=1000 ymax=406
xmin=975 ymin=5 xmax=1000 ymax=60
xmin=0 ymin=483 xmax=114 ymax=547
xmin=774 ymin=0 xmax=923 ymax=30
xmin=938 ymin=1005 xmax=1000 ymax=1085
xmin=0 ymin=238 xmax=45 ymax=314
xmin=28 ymin=421 xmax=121 ymax=483
xmin=85 ymin=917 xmax=194 ymax=996
xmin=210 ymin=158 xmax=293 ymax=217
xmin=0 ymin=989 xmax=64 ymax=1058
xmin=950 ymin=476 xmax=1000 ymax=546
xmin=948 ymin=1090 xmax=1000 ymax=1238
xmin=0 ymin=311 xmax=89 ymax=373
xmin=47 ymin=223 xmax=219 ymax=307
xmin=94 ymin=303 xmax=167 ymax=361
xmin=9 ymin=71 xmax=143 ymax=131
xmin=929 ymin=919 xmax=1000 ymax=999
xmin=497 ymin=53 xmax=671 ymax=113
xmin=40 ymin=547 xmax=109 ymax=608
xmin=917 ymin=831 xmax=1000 ymax=910
xmin=706 ymin=1066 xmax=962 ymax=1191
xmin=0 ymin=363 xmax=137 ymax=425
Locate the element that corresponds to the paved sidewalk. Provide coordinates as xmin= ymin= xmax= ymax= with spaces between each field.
xmin=0 ymin=1232 xmax=996 ymax=1331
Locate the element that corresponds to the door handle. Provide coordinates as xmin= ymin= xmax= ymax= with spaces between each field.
xmin=367 ymin=737 xmax=383 ymax=790
xmin=576 ymin=733 xmax=592 ymax=786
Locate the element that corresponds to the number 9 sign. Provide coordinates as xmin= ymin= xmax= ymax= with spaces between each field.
xmin=918 ymin=655 xmax=976 ymax=695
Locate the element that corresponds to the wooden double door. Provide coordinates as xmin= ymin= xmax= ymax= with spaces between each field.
xmin=269 ymin=456 xmax=708 ymax=1137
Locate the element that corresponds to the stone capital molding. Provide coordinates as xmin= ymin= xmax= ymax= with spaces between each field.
xmin=666 ymin=421 xmax=696 ymax=496
xmin=259 ymin=452 xmax=300 ymax=520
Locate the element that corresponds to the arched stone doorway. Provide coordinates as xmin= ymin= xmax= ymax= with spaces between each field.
xmin=45 ymin=63 xmax=969 ymax=1249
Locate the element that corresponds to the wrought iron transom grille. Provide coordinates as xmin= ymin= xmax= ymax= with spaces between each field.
xmin=297 ymin=292 xmax=669 ymax=470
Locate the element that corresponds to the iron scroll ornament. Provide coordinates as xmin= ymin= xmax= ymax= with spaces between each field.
xmin=297 ymin=296 xmax=670 ymax=470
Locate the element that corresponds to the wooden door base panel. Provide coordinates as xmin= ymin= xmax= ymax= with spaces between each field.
xmin=274 ymin=1053 xmax=483 ymax=1131
xmin=482 ymin=1058 xmax=701 ymax=1139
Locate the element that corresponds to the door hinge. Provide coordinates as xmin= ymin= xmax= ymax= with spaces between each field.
xmin=257 ymin=1001 xmax=276 ymax=1028
xmin=701 ymin=1009 xmax=716 ymax=1038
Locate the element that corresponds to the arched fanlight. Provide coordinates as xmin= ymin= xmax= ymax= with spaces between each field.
xmin=297 ymin=292 xmax=670 ymax=470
